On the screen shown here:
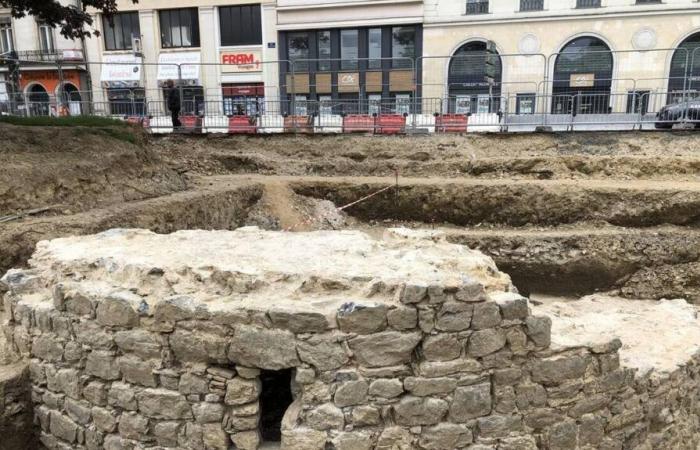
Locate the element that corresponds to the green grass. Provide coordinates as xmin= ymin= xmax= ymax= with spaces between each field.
xmin=0 ymin=115 xmax=131 ymax=128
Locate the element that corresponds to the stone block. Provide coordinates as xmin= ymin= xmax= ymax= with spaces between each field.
xmin=525 ymin=315 xmax=552 ymax=348
xmin=387 ymin=306 xmax=418 ymax=330
xmin=170 ymin=329 xmax=227 ymax=363
xmin=400 ymin=284 xmax=428 ymax=304
xmin=268 ymin=310 xmax=329 ymax=333
xmin=32 ymin=335 xmax=63 ymax=362
xmin=435 ymin=302 xmax=473 ymax=332
xmin=546 ymin=419 xmax=578 ymax=450
xmin=118 ymin=413 xmax=149 ymax=440
xmin=418 ymin=358 xmax=482 ymax=378
xmin=154 ymin=421 xmax=181 ymax=447
xmin=114 ymin=329 xmax=162 ymax=359
xmin=337 ymin=302 xmax=387 ymax=334
xmin=91 ymin=406 xmax=118 ymax=433
xmin=450 ymin=383 xmax=492 ymax=422
xmin=107 ymin=382 xmax=137 ymax=411
xmin=306 ymin=403 xmax=344 ymax=430
xmin=531 ymin=354 xmax=590 ymax=385
xmin=393 ymin=396 xmax=449 ymax=426
xmin=202 ymin=423 xmax=230 ymax=450
xmin=419 ymin=423 xmax=473 ymax=450
xmin=136 ymin=388 xmax=193 ymax=420
xmin=348 ymin=331 xmax=421 ymax=367
xmin=334 ymin=380 xmax=368 ymax=407
xmin=225 ymin=377 xmax=261 ymax=406
xmin=193 ymin=402 xmax=225 ymax=423
xmin=228 ymin=325 xmax=300 ymax=370
xmin=49 ymin=411 xmax=79 ymax=443
xmin=351 ymin=405 xmax=381 ymax=426
xmin=179 ymin=372 xmax=209 ymax=394
xmin=333 ymin=431 xmax=373 ymax=450
xmin=86 ymin=351 xmax=121 ymax=381
xmin=404 ymin=377 xmax=457 ymax=396
xmin=376 ymin=426 xmax=413 ymax=450
xmin=477 ymin=414 xmax=522 ymax=439
xmin=422 ymin=334 xmax=462 ymax=361
xmin=118 ymin=355 xmax=158 ymax=387
xmin=96 ymin=292 xmax=141 ymax=328
xmin=467 ymin=328 xmax=506 ymax=358
xmin=65 ymin=398 xmax=92 ymax=425
xmin=471 ymin=302 xmax=502 ymax=330
xmin=54 ymin=368 xmax=81 ymax=399
xmin=231 ymin=430 xmax=261 ymax=450
xmin=297 ymin=335 xmax=350 ymax=371
xmin=369 ymin=379 xmax=404 ymax=398
xmin=281 ymin=427 xmax=327 ymax=450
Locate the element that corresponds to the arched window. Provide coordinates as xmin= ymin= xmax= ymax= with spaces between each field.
xmin=552 ymin=36 xmax=613 ymax=114
xmin=668 ymin=32 xmax=700 ymax=103
xmin=27 ymin=84 xmax=50 ymax=116
xmin=448 ymin=41 xmax=502 ymax=114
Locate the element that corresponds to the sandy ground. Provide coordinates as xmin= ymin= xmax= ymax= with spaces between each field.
xmin=533 ymin=294 xmax=700 ymax=376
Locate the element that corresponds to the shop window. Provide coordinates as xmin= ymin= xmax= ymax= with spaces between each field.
xmin=0 ymin=17 xmax=14 ymax=53
xmin=159 ymin=8 xmax=200 ymax=48
xmin=259 ymin=370 xmax=294 ymax=444
xmin=368 ymin=28 xmax=382 ymax=70
xmin=107 ymin=88 xmax=145 ymax=116
xmin=318 ymin=31 xmax=331 ymax=72
xmin=102 ymin=12 xmax=140 ymax=51
xmin=394 ymin=93 xmax=411 ymax=115
xmin=288 ymin=32 xmax=309 ymax=72
xmin=392 ymin=27 xmax=415 ymax=69
xmin=319 ymin=95 xmax=333 ymax=116
xmin=341 ymin=29 xmax=359 ymax=71
xmin=219 ymin=5 xmax=261 ymax=46
xmin=222 ymin=83 xmax=264 ymax=116
xmin=516 ymin=93 xmax=536 ymax=114
xmin=368 ymin=94 xmax=382 ymax=115
xmin=292 ymin=95 xmax=308 ymax=115
xmin=38 ymin=22 xmax=55 ymax=53
xmin=162 ymin=85 xmax=204 ymax=115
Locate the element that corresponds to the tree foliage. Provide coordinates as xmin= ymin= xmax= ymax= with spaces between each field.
xmin=0 ymin=0 xmax=138 ymax=39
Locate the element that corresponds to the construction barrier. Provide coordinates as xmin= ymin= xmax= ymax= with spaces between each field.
xmin=435 ymin=114 xmax=468 ymax=133
xmin=284 ymin=115 xmax=313 ymax=133
xmin=229 ymin=116 xmax=257 ymax=134
xmin=376 ymin=114 xmax=406 ymax=135
xmin=343 ymin=115 xmax=375 ymax=133
xmin=180 ymin=115 xmax=201 ymax=133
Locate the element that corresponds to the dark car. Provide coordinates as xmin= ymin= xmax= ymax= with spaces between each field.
xmin=655 ymin=100 xmax=700 ymax=129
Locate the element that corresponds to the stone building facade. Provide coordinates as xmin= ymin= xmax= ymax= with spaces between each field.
xmin=2 ymin=228 xmax=700 ymax=449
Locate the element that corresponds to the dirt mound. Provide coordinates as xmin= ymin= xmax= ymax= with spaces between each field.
xmin=0 ymin=124 xmax=187 ymax=217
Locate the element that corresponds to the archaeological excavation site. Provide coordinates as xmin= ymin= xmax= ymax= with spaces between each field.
xmin=3 ymin=123 xmax=700 ymax=450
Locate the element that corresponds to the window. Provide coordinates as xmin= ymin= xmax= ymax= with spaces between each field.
xmin=288 ymin=32 xmax=309 ymax=72
xmin=576 ymin=0 xmax=601 ymax=8
xmin=0 ymin=18 xmax=13 ymax=53
xmin=38 ymin=23 xmax=55 ymax=53
xmin=159 ymin=8 xmax=200 ymax=48
xmin=466 ymin=0 xmax=489 ymax=14
xmin=520 ymin=0 xmax=544 ymax=11
xmin=318 ymin=31 xmax=331 ymax=71
xmin=368 ymin=28 xmax=382 ymax=70
xmin=392 ymin=27 xmax=415 ymax=69
xmin=340 ymin=29 xmax=358 ymax=71
xmin=219 ymin=5 xmax=261 ymax=46
xmin=516 ymin=93 xmax=536 ymax=114
xmin=102 ymin=12 xmax=140 ymax=51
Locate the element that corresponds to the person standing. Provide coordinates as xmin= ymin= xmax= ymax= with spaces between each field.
xmin=166 ymin=79 xmax=182 ymax=129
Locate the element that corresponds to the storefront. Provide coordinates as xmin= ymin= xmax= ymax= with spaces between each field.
xmin=157 ymin=51 xmax=204 ymax=115
xmin=277 ymin=25 xmax=422 ymax=115
xmin=447 ymin=41 xmax=502 ymax=114
xmin=220 ymin=50 xmax=266 ymax=115
xmin=100 ymin=54 xmax=145 ymax=116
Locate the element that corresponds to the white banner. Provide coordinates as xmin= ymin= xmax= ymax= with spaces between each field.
xmin=157 ymin=52 xmax=201 ymax=81
xmin=100 ymin=54 xmax=142 ymax=82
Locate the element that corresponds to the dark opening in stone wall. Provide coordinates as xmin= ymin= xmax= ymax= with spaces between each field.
xmin=259 ymin=369 xmax=294 ymax=443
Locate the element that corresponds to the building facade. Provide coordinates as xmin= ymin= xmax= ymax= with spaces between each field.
xmin=422 ymin=0 xmax=700 ymax=116
xmin=0 ymin=0 xmax=88 ymax=116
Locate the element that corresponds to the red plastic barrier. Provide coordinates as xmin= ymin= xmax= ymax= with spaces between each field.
xmin=343 ymin=115 xmax=375 ymax=133
xmin=284 ymin=115 xmax=313 ymax=133
xmin=376 ymin=114 xmax=406 ymax=135
xmin=228 ymin=116 xmax=257 ymax=134
xmin=435 ymin=114 xmax=468 ymax=133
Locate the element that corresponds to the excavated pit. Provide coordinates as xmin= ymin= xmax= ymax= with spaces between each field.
xmin=3 ymin=228 xmax=700 ymax=449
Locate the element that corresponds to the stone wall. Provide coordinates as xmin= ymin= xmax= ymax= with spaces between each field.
xmin=2 ymin=229 xmax=700 ymax=449
xmin=0 ymin=361 xmax=35 ymax=450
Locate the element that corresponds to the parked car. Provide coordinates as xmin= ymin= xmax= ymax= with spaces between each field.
xmin=655 ymin=100 xmax=700 ymax=129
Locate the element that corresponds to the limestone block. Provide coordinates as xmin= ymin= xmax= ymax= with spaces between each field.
xmin=351 ymin=405 xmax=381 ymax=426
xmin=393 ymin=396 xmax=449 ymax=426
xmin=376 ymin=426 xmax=413 ymax=450
xmin=228 ymin=401 xmax=260 ymax=417
xmin=202 ymin=423 xmax=230 ymax=450
xmin=85 ymin=426 xmax=104 ymax=450
xmin=49 ymin=411 xmax=79 ymax=443
xmin=418 ymin=358 xmax=482 ymax=378
xmin=455 ymin=281 xmax=488 ymax=303
xmin=170 ymin=329 xmax=227 ymax=363
xmin=387 ymin=306 xmax=418 ymax=330
xmin=419 ymin=423 xmax=473 ymax=450
xmin=54 ymin=368 xmax=81 ymax=399
xmin=490 ymin=292 xmax=529 ymax=321
xmin=467 ymin=329 xmax=507 ymax=358
xmin=64 ymin=398 xmax=92 ymax=425
xmin=32 ymin=335 xmax=63 ymax=362
xmin=154 ymin=421 xmax=181 ymax=447
xmin=268 ymin=310 xmax=329 ymax=333
xmin=531 ymin=354 xmax=590 ymax=385
xmin=91 ymin=406 xmax=118 ymax=433
xmin=450 ymin=383 xmax=492 ymax=422
xmin=224 ymin=413 xmax=259 ymax=431
xmin=369 ymin=379 xmax=404 ymax=398
xmin=306 ymin=403 xmax=344 ymax=430
xmin=228 ymin=325 xmax=300 ymax=370
xmin=334 ymin=380 xmax=368 ymax=407
xmin=546 ymin=419 xmax=578 ymax=450
xmin=74 ymin=320 xmax=115 ymax=350
xmin=404 ymin=377 xmax=457 ymax=396
xmin=523 ymin=408 xmax=564 ymax=430
xmin=193 ymin=402 xmax=225 ymax=423
xmin=114 ymin=329 xmax=162 ymax=359
xmin=153 ymin=295 xmax=199 ymax=325
xmin=231 ymin=430 xmax=261 ymax=450
xmin=418 ymin=308 xmax=435 ymax=333
xmin=63 ymin=341 xmax=83 ymax=362
xmin=578 ymin=413 xmax=605 ymax=446
xmin=525 ymin=315 xmax=552 ymax=348
xmin=471 ymin=302 xmax=502 ymax=330
xmin=499 ymin=436 xmax=538 ymax=450
xmin=281 ymin=427 xmax=327 ymax=450
xmin=477 ymin=414 xmax=522 ymax=439
xmin=333 ymin=431 xmax=373 ymax=450
xmin=400 ymin=284 xmax=428 ymax=304
xmin=337 ymin=302 xmax=387 ymax=334
xmin=118 ymin=412 xmax=149 ymax=440
xmin=435 ymin=302 xmax=473 ymax=332
xmin=347 ymin=331 xmax=421 ymax=367
xmin=297 ymin=335 xmax=350 ymax=371
xmin=118 ymin=355 xmax=158 ymax=387
xmin=136 ymin=388 xmax=193 ymax=420
xmin=225 ymin=377 xmax=261 ymax=406
xmin=233 ymin=366 xmax=258 ymax=379
xmin=96 ymin=292 xmax=142 ymax=328
xmin=108 ymin=382 xmax=137 ymax=411
xmin=295 ymin=367 xmax=316 ymax=385
xmin=422 ymin=334 xmax=462 ymax=361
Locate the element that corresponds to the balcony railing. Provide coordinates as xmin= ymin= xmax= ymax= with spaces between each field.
xmin=520 ymin=0 xmax=544 ymax=11
xmin=466 ymin=1 xmax=489 ymax=14
xmin=13 ymin=49 xmax=84 ymax=62
xmin=576 ymin=0 xmax=601 ymax=8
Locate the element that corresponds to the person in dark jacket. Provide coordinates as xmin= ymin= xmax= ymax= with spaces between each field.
xmin=166 ymin=79 xmax=181 ymax=129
